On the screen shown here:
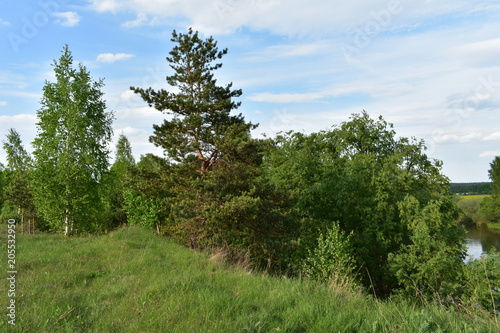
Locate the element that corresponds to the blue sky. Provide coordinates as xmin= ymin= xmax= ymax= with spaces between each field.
xmin=1 ymin=0 xmax=500 ymax=182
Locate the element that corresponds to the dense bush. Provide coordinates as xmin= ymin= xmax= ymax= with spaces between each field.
xmin=261 ymin=112 xmax=463 ymax=296
xmin=389 ymin=196 xmax=466 ymax=300
xmin=461 ymin=249 xmax=500 ymax=318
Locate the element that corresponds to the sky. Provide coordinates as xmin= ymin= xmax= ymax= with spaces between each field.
xmin=1 ymin=0 xmax=500 ymax=182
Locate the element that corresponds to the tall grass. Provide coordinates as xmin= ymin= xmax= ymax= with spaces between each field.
xmin=1 ymin=225 xmax=498 ymax=332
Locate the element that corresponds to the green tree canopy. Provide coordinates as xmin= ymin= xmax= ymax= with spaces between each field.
xmin=262 ymin=111 xmax=464 ymax=295
xmin=32 ymin=45 xmax=114 ymax=235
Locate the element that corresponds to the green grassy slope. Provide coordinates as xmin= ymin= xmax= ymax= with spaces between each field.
xmin=1 ymin=226 xmax=497 ymax=332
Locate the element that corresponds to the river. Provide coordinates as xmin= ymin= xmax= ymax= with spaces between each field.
xmin=465 ymin=227 xmax=500 ymax=260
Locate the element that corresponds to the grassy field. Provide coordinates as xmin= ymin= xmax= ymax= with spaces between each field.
xmin=459 ymin=195 xmax=491 ymax=200
xmin=1 ymin=225 xmax=498 ymax=332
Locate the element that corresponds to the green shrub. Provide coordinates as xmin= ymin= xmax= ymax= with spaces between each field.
xmin=461 ymin=249 xmax=500 ymax=319
xmin=389 ymin=196 xmax=467 ymax=301
xmin=302 ymin=222 xmax=357 ymax=288
xmin=123 ymin=190 xmax=163 ymax=229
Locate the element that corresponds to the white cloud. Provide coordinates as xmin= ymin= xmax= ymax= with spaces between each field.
xmin=244 ymin=41 xmax=335 ymax=61
xmin=248 ymin=92 xmax=325 ymax=103
xmin=54 ymin=12 xmax=81 ymax=27
xmin=451 ymin=38 xmax=500 ymax=67
xmin=0 ymin=18 xmax=10 ymax=26
xmin=90 ymin=0 xmax=120 ymax=13
xmin=480 ymin=151 xmax=500 ymax=158
xmin=432 ymin=132 xmax=482 ymax=144
xmin=113 ymin=107 xmax=166 ymax=129
xmin=119 ymin=89 xmax=136 ymax=101
xmin=122 ymin=13 xmax=149 ymax=28
xmin=484 ymin=131 xmax=500 ymax=141
xmin=0 ymin=101 xmax=7 ymax=106
xmin=96 ymin=53 xmax=135 ymax=63
xmin=87 ymin=0 xmax=482 ymax=36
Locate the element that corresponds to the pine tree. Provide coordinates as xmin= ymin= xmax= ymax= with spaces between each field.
xmin=131 ymin=28 xmax=256 ymax=174
xmin=32 ymin=45 xmax=114 ymax=235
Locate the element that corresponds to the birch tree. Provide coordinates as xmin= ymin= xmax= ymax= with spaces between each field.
xmin=2 ymin=128 xmax=35 ymax=231
xmin=32 ymin=45 xmax=113 ymax=235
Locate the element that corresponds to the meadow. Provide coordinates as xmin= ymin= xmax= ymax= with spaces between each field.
xmin=459 ymin=195 xmax=491 ymax=200
xmin=1 ymin=225 xmax=498 ymax=332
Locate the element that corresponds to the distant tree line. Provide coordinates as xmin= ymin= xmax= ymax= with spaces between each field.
xmin=450 ymin=182 xmax=492 ymax=195
xmin=1 ymin=31 xmax=498 ymax=317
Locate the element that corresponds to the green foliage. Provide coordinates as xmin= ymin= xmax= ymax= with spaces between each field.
xmin=262 ymin=111 xmax=461 ymax=295
xmin=489 ymin=157 xmax=500 ymax=195
xmin=0 ymin=200 xmax=18 ymax=222
xmin=123 ymin=190 xmax=162 ymax=228
xmin=480 ymin=195 xmax=500 ymax=223
xmin=388 ymin=196 xmax=466 ymax=300
xmin=2 ymin=128 xmax=37 ymax=228
xmin=302 ymin=222 xmax=357 ymax=287
xmin=114 ymin=134 xmax=135 ymax=166
xmin=456 ymin=196 xmax=489 ymax=227
xmin=462 ymin=249 xmax=500 ymax=319
xmin=131 ymin=28 xmax=255 ymax=174
xmin=203 ymin=164 xmax=298 ymax=270
xmin=159 ymin=148 xmax=298 ymax=270
xmin=31 ymin=45 xmax=114 ymax=235
xmin=121 ymin=154 xmax=170 ymax=231
xmin=101 ymin=134 xmax=137 ymax=228
xmin=479 ymin=157 xmax=500 ymax=223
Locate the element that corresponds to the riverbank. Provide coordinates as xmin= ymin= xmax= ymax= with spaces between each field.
xmin=488 ymin=222 xmax=500 ymax=230
xmin=2 ymin=225 xmax=498 ymax=332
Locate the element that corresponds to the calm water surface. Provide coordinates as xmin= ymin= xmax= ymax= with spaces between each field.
xmin=465 ymin=227 xmax=500 ymax=260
